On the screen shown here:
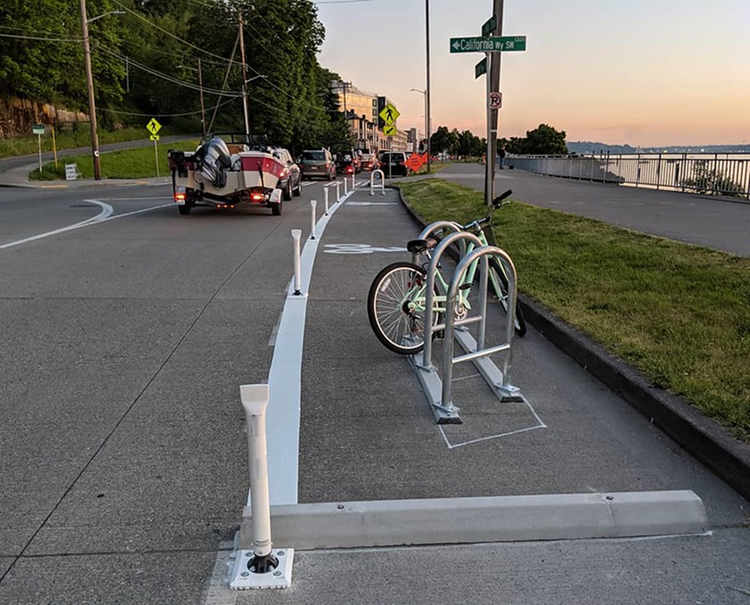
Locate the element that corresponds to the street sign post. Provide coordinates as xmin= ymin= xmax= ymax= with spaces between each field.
xmin=146 ymin=118 xmax=162 ymax=178
xmin=32 ymin=124 xmax=45 ymax=173
xmin=449 ymin=36 xmax=526 ymax=53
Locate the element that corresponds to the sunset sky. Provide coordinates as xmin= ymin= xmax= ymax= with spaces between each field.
xmin=315 ymin=0 xmax=750 ymax=147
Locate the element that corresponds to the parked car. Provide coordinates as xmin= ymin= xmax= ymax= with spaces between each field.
xmin=271 ymin=147 xmax=301 ymax=200
xmin=379 ymin=151 xmax=408 ymax=177
xmin=360 ymin=153 xmax=379 ymax=171
xmin=334 ymin=150 xmax=360 ymax=175
xmin=298 ymin=149 xmax=336 ymax=181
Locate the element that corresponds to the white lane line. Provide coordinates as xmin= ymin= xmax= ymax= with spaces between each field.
xmin=258 ymin=192 xmax=354 ymax=507
xmin=0 ymin=202 xmax=171 ymax=250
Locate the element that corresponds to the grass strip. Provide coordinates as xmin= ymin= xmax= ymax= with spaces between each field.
xmin=0 ymin=127 xmax=170 ymax=160
xmin=399 ymin=178 xmax=750 ymax=441
xmin=29 ymin=139 xmax=200 ymax=181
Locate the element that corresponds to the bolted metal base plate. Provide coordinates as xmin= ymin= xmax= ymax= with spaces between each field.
xmin=229 ymin=548 xmax=294 ymax=590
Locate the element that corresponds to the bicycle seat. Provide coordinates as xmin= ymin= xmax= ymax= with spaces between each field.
xmin=407 ymin=239 xmax=430 ymax=254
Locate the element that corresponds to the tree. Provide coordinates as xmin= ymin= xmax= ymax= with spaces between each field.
xmin=429 ymin=125 xmax=457 ymax=155
xmin=523 ymin=123 xmax=568 ymax=155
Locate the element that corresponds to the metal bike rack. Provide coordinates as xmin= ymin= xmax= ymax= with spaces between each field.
xmin=410 ymin=233 xmax=524 ymax=424
xmin=369 ymin=169 xmax=385 ymax=196
xmin=414 ymin=220 xmax=463 ymax=265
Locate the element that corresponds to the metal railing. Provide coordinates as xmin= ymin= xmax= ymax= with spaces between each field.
xmin=507 ymin=153 xmax=750 ymax=199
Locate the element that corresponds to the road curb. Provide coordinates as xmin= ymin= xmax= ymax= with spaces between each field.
xmin=395 ymin=185 xmax=750 ymax=502
xmin=240 ymin=491 xmax=707 ymax=550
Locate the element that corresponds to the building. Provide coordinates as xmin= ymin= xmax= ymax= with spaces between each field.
xmin=333 ymin=82 xmax=378 ymax=152
xmin=332 ymin=83 xmax=410 ymax=153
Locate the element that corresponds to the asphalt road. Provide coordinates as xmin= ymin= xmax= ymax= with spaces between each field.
xmin=438 ymin=162 xmax=750 ymax=256
xmin=0 ymin=176 xmax=748 ymax=604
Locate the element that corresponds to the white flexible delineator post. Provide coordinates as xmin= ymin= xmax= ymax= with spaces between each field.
xmin=230 ymin=384 xmax=294 ymax=590
xmin=291 ymin=230 xmax=302 ymax=296
xmin=343 ymin=178 xmax=348 ymax=196
xmin=351 ymin=174 xmax=356 ymax=190
xmin=310 ymin=200 xmax=317 ymax=240
xmin=323 ymin=187 xmax=329 ymax=215
xmin=336 ymin=181 xmax=341 ymax=201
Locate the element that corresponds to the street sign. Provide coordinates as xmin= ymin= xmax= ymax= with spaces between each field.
xmin=481 ymin=15 xmax=497 ymax=37
xmin=475 ymin=57 xmax=487 ymax=79
xmin=146 ymin=118 xmax=162 ymax=135
xmin=32 ymin=124 xmax=45 ymax=135
xmin=379 ymin=104 xmax=400 ymax=126
xmin=383 ymin=124 xmax=397 ymax=137
xmin=405 ymin=153 xmax=426 ymax=172
xmin=489 ymin=91 xmax=502 ymax=109
xmin=150 ymin=134 xmax=160 ymax=141
xmin=450 ymin=36 xmax=526 ymax=53
xmin=65 ymin=163 xmax=78 ymax=181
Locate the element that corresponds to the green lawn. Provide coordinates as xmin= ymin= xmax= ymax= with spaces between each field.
xmin=0 ymin=127 xmax=170 ymax=160
xmin=399 ymin=178 xmax=750 ymax=441
xmin=28 ymin=139 xmax=200 ymax=181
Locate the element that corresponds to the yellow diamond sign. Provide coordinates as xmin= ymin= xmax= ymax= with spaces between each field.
xmin=383 ymin=124 xmax=397 ymax=136
xmin=146 ymin=118 xmax=162 ymax=136
xmin=379 ymin=104 xmax=400 ymax=126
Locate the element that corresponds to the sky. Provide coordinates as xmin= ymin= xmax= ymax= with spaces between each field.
xmin=314 ymin=0 xmax=750 ymax=147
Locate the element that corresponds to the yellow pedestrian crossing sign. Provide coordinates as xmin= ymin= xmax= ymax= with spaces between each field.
xmin=146 ymin=118 xmax=162 ymax=136
xmin=150 ymin=134 xmax=160 ymax=141
xmin=379 ymin=104 xmax=400 ymax=125
xmin=384 ymin=124 xmax=397 ymax=136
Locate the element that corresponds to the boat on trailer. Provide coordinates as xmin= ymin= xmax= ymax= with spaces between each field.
xmin=167 ymin=134 xmax=287 ymax=215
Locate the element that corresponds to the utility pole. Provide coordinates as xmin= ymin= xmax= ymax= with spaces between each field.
xmin=197 ymin=58 xmax=206 ymax=137
xmin=485 ymin=0 xmax=504 ymax=204
xmin=79 ymin=0 xmax=101 ymax=180
xmin=425 ymin=0 xmax=432 ymax=173
xmin=239 ymin=14 xmax=250 ymax=137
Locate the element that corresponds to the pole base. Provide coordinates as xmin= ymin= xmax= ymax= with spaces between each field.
xmin=229 ymin=548 xmax=294 ymax=590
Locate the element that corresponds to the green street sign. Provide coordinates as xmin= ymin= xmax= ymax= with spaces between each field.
xmin=32 ymin=124 xmax=45 ymax=135
xmin=481 ymin=15 xmax=497 ymax=37
xmin=475 ymin=57 xmax=487 ymax=79
xmin=450 ymin=36 xmax=526 ymax=53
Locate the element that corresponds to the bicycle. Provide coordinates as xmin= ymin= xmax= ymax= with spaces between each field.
xmin=367 ymin=189 xmax=526 ymax=355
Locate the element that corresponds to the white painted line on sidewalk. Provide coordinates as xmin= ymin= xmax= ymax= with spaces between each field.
xmin=0 ymin=201 xmax=171 ymax=251
xmin=259 ymin=187 xmax=355 ymax=507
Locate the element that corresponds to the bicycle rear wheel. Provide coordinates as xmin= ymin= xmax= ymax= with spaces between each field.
xmin=367 ymin=261 xmax=439 ymax=355
xmin=488 ymin=257 xmax=527 ymax=337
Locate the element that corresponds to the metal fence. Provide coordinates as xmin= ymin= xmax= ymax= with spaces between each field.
xmin=506 ymin=153 xmax=750 ymax=200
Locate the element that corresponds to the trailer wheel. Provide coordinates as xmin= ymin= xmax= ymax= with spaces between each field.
xmin=178 ymin=204 xmax=192 ymax=215
xmin=270 ymin=201 xmax=282 ymax=216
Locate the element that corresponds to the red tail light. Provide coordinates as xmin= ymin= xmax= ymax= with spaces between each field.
xmin=251 ymin=192 xmax=264 ymax=201
xmin=346 ymin=166 xmax=354 ymax=173
xmin=174 ymin=191 xmax=186 ymax=202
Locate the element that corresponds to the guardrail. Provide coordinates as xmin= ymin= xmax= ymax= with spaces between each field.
xmin=507 ymin=153 xmax=750 ymax=199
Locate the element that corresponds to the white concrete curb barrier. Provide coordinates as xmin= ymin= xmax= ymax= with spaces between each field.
xmin=230 ymin=385 xmax=293 ymax=589
xmin=240 ymin=491 xmax=707 ymax=551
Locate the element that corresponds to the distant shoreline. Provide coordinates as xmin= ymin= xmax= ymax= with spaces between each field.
xmin=568 ymin=142 xmax=750 ymax=155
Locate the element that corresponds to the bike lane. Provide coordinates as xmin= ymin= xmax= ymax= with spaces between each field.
xmin=230 ymin=185 xmax=750 ymax=603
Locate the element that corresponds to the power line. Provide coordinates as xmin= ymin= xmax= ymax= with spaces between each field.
xmin=109 ymin=0 xmax=237 ymax=65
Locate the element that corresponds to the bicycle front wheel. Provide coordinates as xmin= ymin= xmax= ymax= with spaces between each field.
xmin=488 ymin=258 xmax=527 ymax=337
xmin=367 ymin=261 xmax=438 ymax=355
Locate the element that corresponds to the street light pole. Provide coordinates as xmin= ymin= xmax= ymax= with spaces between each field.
xmin=425 ymin=0 xmax=432 ymax=173
xmin=410 ymin=89 xmax=427 ymax=156
xmin=197 ymin=59 xmax=206 ymax=137
xmin=238 ymin=14 xmax=250 ymax=137
xmin=79 ymin=0 xmax=101 ymax=180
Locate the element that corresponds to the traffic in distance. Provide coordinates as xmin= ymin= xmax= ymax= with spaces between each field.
xmin=166 ymin=133 xmax=428 ymax=215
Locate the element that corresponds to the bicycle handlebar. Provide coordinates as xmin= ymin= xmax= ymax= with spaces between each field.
xmin=457 ymin=189 xmax=513 ymax=231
